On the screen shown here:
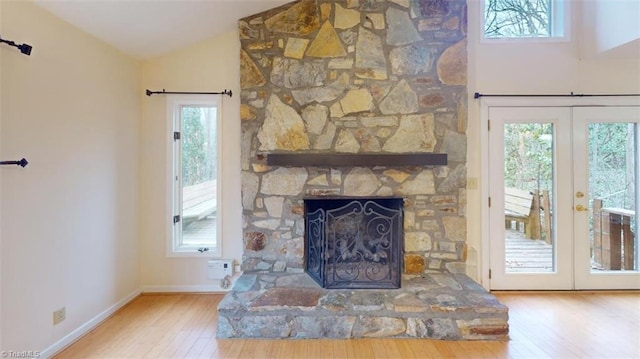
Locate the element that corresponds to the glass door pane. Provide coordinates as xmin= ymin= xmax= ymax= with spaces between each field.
xmin=589 ymin=123 xmax=636 ymax=273
xmin=503 ymin=123 xmax=554 ymax=273
xmin=489 ymin=107 xmax=572 ymax=290
xmin=574 ymin=106 xmax=640 ymax=290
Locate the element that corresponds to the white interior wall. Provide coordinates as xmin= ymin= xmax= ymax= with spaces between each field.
xmin=0 ymin=1 xmax=3 ymax=352
xmin=593 ymin=0 xmax=640 ymax=55
xmin=139 ymin=32 xmax=243 ymax=292
xmin=0 ymin=1 xmax=141 ymax=354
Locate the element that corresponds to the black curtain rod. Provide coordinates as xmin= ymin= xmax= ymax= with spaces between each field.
xmin=474 ymin=92 xmax=640 ymax=99
xmin=146 ymin=89 xmax=232 ymax=97
xmin=0 ymin=35 xmax=32 ymax=56
xmin=0 ymin=158 xmax=28 ymax=168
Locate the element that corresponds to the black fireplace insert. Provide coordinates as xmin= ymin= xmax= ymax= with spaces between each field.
xmin=304 ymin=197 xmax=403 ymax=289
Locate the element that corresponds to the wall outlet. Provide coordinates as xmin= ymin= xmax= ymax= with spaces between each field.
xmin=53 ymin=307 xmax=66 ymax=325
xmin=208 ymin=259 xmax=233 ymax=279
xmin=467 ymin=177 xmax=478 ymax=190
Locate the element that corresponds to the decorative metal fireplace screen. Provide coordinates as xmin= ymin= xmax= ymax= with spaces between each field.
xmin=304 ymin=198 xmax=403 ymax=289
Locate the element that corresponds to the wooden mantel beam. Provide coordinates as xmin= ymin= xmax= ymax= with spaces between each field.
xmin=265 ymin=153 xmax=448 ymax=167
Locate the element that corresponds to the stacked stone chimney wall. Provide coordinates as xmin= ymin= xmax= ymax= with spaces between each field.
xmin=239 ymin=0 xmax=468 ymax=275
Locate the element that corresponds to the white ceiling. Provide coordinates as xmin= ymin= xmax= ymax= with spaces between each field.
xmin=33 ymin=0 xmax=290 ymax=60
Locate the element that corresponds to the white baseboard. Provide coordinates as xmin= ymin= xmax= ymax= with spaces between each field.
xmin=142 ymin=273 xmax=240 ymax=293
xmin=142 ymin=284 xmax=230 ymax=293
xmin=39 ymin=288 xmax=142 ymax=359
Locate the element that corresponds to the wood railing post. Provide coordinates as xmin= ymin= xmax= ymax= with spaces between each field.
xmin=529 ymin=189 xmax=541 ymax=240
xmin=542 ymin=190 xmax=551 ymax=244
xmin=608 ymin=213 xmax=623 ymax=270
xmin=593 ymin=199 xmax=603 ymax=268
xmin=622 ymin=214 xmax=635 ymax=270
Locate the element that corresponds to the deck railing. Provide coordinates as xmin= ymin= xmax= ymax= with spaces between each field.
xmin=593 ymin=199 xmax=636 ymax=270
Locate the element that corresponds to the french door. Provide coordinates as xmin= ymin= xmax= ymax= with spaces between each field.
xmin=488 ymin=106 xmax=640 ymax=290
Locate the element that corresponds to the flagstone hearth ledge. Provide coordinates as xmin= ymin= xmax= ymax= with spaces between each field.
xmin=217 ymin=272 xmax=509 ymax=340
xmin=265 ymin=153 xmax=448 ymax=167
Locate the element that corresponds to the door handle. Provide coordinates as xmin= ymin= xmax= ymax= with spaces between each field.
xmin=575 ymin=204 xmax=589 ymax=212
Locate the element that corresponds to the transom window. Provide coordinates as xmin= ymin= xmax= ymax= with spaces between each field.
xmin=167 ymin=95 xmax=222 ymax=257
xmin=483 ymin=0 xmax=568 ymax=40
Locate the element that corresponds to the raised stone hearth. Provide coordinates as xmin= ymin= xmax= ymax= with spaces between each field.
xmin=218 ymin=273 xmax=508 ymax=340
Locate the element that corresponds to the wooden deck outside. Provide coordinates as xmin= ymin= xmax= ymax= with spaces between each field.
xmin=182 ymin=180 xmax=217 ymax=246
xmin=505 ymin=229 xmax=553 ymax=272
xmin=183 ymin=217 xmax=217 ymax=246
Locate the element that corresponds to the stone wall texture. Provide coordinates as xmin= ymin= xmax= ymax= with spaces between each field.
xmin=240 ymin=0 xmax=468 ymax=275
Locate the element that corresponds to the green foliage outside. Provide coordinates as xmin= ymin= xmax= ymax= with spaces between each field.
xmin=504 ymin=122 xmax=636 ymax=211
xmin=589 ymin=123 xmax=636 ymax=210
xmin=181 ymin=106 xmax=217 ymax=187
xmin=504 ymin=123 xmax=553 ymax=194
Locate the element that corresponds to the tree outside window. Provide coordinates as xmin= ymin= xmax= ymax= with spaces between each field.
xmin=484 ymin=0 xmax=554 ymax=38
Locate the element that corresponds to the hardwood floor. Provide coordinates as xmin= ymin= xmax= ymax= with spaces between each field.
xmin=53 ymin=291 xmax=640 ymax=359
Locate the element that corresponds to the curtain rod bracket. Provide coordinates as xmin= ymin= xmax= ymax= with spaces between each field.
xmin=0 ymin=36 xmax=32 ymax=56
xmin=145 ymin=89 xmax=232 ymax=97
xmin=0 ymin=158 xmax=28 ymax=167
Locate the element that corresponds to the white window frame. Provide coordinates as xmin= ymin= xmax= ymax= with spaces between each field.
xmin=166 ymin=95 xmax=223 ymax=257
xmin=481 ymin=0 xmax=570 ymax=43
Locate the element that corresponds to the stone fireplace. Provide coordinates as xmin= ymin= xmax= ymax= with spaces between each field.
xmin=218 ymin=0 xmax=508 ymax=340
xmin=240 ymin=0 xmax=468 ymax=278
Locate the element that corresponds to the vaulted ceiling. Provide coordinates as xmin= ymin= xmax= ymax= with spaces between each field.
xmin=33 ymin=0 xmax=290 ymax=59
xmin=31 ymin=0 xmax=640 ymax=60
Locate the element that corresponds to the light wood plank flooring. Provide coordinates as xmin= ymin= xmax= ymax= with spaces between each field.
xmin=53 ymin=291 xmax=640 ymax=359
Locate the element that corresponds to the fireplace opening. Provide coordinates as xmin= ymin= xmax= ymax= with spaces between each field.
xmin=304 ymin=198 xmax=403 ymax=289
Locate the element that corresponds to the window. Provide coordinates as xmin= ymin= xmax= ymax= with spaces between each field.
xmin=483 ymin=0 xmax=568 ymax=40
xmin=167 ymin=95 xmax=222 ymax=257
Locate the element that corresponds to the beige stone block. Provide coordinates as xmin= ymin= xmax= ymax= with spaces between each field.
xmin=384 ymin=169 xmax=410 ymax=183
xmin=405 ymin=231 xmax=432 ymax=252
xmin=335 ymin=3 xmax=360 ymax=29
xmin=240 ymin=104 xmax=257 ymax=120
xmin=284 ymin=38 xmax=309 ymax=59
xmin=306 ymin=21 xmax=347 ymax=58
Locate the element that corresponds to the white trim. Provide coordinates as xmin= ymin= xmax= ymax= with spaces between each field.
xmin=142 ymin=285 xmax=231 ymax=293
xmin=480 ymin=100 xmax=491 ymax=290
xmin=486 ymin=107 xmax=574 ymax=290
xmin=40 ymin=288 xmax=142 ymax=359
xmin=480 ymin=0 xmax=571 ymax=43
xmin=572 ymin=106 xmax=640 ymax=290
xmin=479 ymin=96 xmax=640 ymax=291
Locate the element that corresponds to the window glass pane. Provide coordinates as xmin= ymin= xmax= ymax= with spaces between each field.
xmin=180 ymin=106 xmax=217 ymax=248
xmin=485 ymin=0 xmax=553 ymax=38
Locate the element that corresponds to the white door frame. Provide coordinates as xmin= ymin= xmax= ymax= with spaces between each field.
xmin=479 ymin=96 xmax=640 ymax=290
xmin=572 ymin=106 xmax=640 ymax=289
